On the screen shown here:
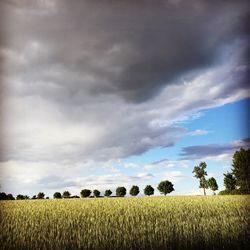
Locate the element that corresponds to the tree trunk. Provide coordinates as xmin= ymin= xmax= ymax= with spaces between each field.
xmin=203 ymin=188 xmax=206 ymax=196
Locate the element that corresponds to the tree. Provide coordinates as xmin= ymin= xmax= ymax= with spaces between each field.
xmin=16 ymin=194 xmax=25 ymax=200
xmin=37 ymin=192 xmax=45 ymax=199
xmin=232 ymin=148 xmax=250 ymax=193
xmin=31 ymin=195 xmax=37 ymax=199
xmin=7 ymin=194 xmax=15 ymax=200
xmin=93 ymin=189 xmax=100 ymax=197
xmin=104 ymin=189 xmax=112 ymax=197
xmin=192 ymin=162 xmax=208 ymax=196
xmin=157 ymin=180 xmax=174 ymax=195
xmin=144 ymin=185 xmax=154 ymax=196
xmin=0 ymin=192 xmax=7 ymax=200
xmin=80 ymin=189 xmax=91 ymax=198
xmin=62 ymin=191 xmax=71 ymax=198
xmin=207 ymin=177 xmax=218 ymax=195
xmin=53 ymin=192 xmax=62 ymax=199
xmin=223 ymin=172 xmax=236 ymax=191
xmin=116 ymin=187 xmax=126 ymax=197
xmin=129 ymin=185 xmax=140 ymax=196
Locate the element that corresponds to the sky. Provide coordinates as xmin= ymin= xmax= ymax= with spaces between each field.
xmin=0 ymin=0 xmax=249 ymax=197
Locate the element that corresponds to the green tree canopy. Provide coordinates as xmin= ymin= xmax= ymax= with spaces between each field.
xmin=53 ymin=192 xmax=62 ymax=199
xmin=16 ymin=194 xmax=25 ymax=200
xmin=37 ymin=192 xmax=45 ymax=199
xmin=80 ymin=189 xmax=91 ymax=198
xmin=104 ymin=189 xmax=112 ymax=197
xmin=223 ymin=172 xmax=236 ymax=191
xmin=62 ymin=191 xmax=71 ymax=198
xmin=144 ymin=185 xmax=154 ymax=196
xmin=116 ymin=187 xmax=126 ymax=197
xmin=129 ymin=185 xmax=140 ymax=196
xmin=93 ymin=190 xmax=101 ymax=197
xmin=232 ymin=148 xmax=250 ymax=193
xmin=7 ymin=194 xmax=15 ymax=200
xmin=207 ymin=177 xmax=218 ymax=195
xmin=157 ymin=180 xmax=174 ymax=196
xmin=0 ymin=192 xmax=7 ymax=200
xmin=192 ymin=162 xmax=208 ymax=196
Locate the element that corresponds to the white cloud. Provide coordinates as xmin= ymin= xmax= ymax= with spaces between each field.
xmin=0 ymin=0 xmax=249 ymax=195
xmin=144 ymin=159 xmax=190 ymax=170
xmin=187 ymin=129 xmax=209 ymax=136
xmin=160 ymin=171 xmax=190 ymax=183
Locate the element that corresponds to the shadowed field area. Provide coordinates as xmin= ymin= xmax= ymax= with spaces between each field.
xmin=0 ymin=196 xmax=249 ymax=250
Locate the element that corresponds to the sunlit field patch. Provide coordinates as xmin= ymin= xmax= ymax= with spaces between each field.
xmin=0 ymin=195 xmax=249 ymax=250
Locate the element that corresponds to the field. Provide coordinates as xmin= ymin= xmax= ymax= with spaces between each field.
xmin=0 ymin=196 xmax=249 ymax=250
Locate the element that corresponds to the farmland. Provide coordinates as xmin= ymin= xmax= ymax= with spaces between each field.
xmin=0 ymin=196 xmax=249 ymax=250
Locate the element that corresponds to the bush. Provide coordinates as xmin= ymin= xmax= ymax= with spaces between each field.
xmin=218 ymin=189 xmax=246 ymax=195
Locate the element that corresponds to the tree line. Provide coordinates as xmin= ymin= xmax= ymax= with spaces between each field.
xmin=219 ymin=148 xmax=250 ymax=195
xmin=192 ymin=148 xmax=250 ymax=195
xmin=0 ymin=180 xmax=174 ymax=200
xmin=0 ymin=148 xmax=249 ymax=200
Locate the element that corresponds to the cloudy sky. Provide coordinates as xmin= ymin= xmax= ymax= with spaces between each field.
xmin=0 ymin=0 xmax=249 ymax=197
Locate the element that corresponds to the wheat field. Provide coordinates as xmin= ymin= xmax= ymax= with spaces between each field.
xmin=0 ymin=196 xmax=249 ymax=250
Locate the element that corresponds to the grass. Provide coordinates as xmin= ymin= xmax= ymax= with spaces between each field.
xmin=0 ymin=195 xmax=249 ymax=250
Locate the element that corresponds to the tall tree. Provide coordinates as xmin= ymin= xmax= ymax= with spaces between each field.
xmin=157 ymin=180 xmax=174 ymax=196
xmin=232 ymin=148 xmax=250 ymax=193
xmin=223 ymin=172 xmax=236 ymax=191
xmin=144 ymin=185 xmax=154 ymax=196
xmin=129 ymin=186 xmax=140 ymax=196
xmin=192 ymin=162 xmax=208 ymax=196
xmin=207 ymin=177 xmax=218 ymax=195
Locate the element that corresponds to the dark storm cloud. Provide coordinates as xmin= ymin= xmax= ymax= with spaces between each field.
xmin=1 ymin=0 xmax=250 ymax=194
xmin=180 ymin=138 xmax=250 ymax=160
xmin=0 ymin=0 xmax=249 ymax=165
xmin=1 ymin=0 xmax=249 ymax=103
